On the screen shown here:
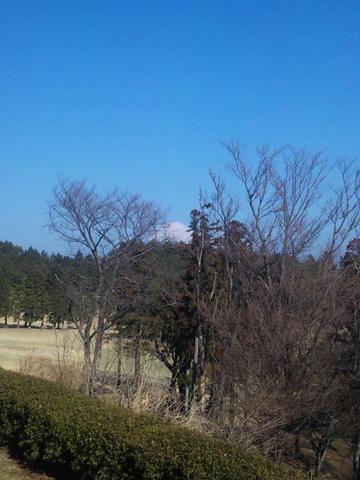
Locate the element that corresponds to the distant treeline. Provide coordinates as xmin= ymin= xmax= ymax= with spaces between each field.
xmin=0 ymin=240 xmax=78 ymax=328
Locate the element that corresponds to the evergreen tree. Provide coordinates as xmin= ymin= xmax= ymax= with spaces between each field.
xmin=0 ymin=241 xmax=24 ymax=325
xmin=21 ymin=248 xmax=49 ymax=327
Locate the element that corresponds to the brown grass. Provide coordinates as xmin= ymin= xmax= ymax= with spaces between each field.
xmin=0 ymin=318 xmax=170 ymax=383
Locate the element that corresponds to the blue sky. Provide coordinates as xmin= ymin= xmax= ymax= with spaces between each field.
xmin=1 ymin=0 xmax=359 ymax=253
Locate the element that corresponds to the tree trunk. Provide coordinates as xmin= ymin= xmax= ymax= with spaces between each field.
xmin=198 ymin=372 xmax=207 ymax=411
xmin=353 ymin=434 xmax=360 ymax=480
xmin=169 ymin=368 xmax=179 ymax=393
xmin=83 ymin=338 xmax=92 ymax=395
xmin=116 ymin=333 xmax=123 ymax=388
xmin=311 ymin=438 xmax=331 ymax=477
xmin=134 ymin=337 xmax=142 ymax=387
xmin=192 ymin=333 xmax=199 ymax=399
xmin=184 ymin=384 xmax=190 ymax=416
xmin=191 ymin=321 xmax=205 ymax=405
xmin=228 ymin=381 xmax=235 ymax=439
xmin=90 ymin=332 xmax=104 ymax=394
xmin=209 ymin=371 xmax=225 ymax=421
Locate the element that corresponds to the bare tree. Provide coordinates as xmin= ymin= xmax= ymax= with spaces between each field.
xmin=325 ymin=158 xmax=360 ymax=258
xmin=225 ymin=142 xmax=329 ymax=288
xmin=271 ymin=147 xmax=328 ymax=288
xmin=336 ymin=239 xmax=360 ymax=480
xmin=206 ymin=145 xmax=352 ymax=468
xmin=48 ymin=179 xmax=164 ymax=395
xmin=225 ymin=142 xmax=280 ymax=286
xmin=207 ymin=171 xmax=249 ymax=422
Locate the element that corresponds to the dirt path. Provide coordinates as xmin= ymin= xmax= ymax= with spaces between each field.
xmin=0 ymin=448 xmax=53 ymax=480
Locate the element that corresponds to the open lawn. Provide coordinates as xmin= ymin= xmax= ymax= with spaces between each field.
xmin=0 ymin=323 xmax=80 ymax=372
xmin=0 ymin=318 xmax=170 ymax=382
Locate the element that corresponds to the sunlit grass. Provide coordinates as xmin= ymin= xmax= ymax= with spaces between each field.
xmin=0 ymin=318 xmax=170 ymax=382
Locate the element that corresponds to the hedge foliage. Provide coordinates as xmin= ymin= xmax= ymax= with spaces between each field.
xmin=0 ymin=368 xmax=306 ymax=480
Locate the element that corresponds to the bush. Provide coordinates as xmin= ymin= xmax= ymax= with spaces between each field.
xmin=0 ymin=368 xmax=306 ymax=480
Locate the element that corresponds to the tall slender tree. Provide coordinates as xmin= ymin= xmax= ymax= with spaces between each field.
xmin=48 ymin=179 xmax=164 ymax=395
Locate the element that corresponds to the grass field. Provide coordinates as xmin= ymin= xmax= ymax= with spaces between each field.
xmin=0 ymin=318 xmax=170 ymax=382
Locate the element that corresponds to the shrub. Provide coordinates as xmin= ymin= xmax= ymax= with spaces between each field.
xmin=0 ymin=368 xmax=307 ymax=480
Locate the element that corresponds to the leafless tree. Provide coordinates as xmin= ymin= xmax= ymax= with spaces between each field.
xmin=271 ymin=147 xmax=328 ymax=288
xmin=325 ymin=157 xmax=360 ymax=258
xmin=225 ymin=142 xmax=280 ymax=286
xmin=209 ymin=170 xmax=240 ymax=303
xmin=225 ymin=142 xmax=330 ymax=288
xmin=207 ymin=171 xmax=251 ymax=422
xmin=335 ymin=239 xmax=360 ymax=480
xmin=205 ymin=147 xmax=352 ymax=471
xmin=48 ymin=178 xmax=164 ymax=395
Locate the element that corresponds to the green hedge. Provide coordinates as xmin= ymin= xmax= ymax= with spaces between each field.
xmin=0 ymin=368 xmax=306 ymax=480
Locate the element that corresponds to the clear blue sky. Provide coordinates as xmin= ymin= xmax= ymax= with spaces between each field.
xmin=1 ymin=0 xmax=359 ymax=253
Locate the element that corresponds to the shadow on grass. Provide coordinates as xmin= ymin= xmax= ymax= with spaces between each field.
xmin=5 ymin=444 xmax=81 ymax=480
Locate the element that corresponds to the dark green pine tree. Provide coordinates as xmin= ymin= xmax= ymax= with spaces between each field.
xmin=150 ymin=242 xmax=194 ymax=395
xmin=0 ymin=241 xmax=24 ymax=326
xmin=0 ymin=263 xmax=11 ymax=325
xmin=21 ymin=248 xmax=50 ymax=327
xmin=46 ymin=253 xmax=74 ymax=328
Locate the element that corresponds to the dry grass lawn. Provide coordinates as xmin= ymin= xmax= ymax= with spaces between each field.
xmin=0 ymin=318 xmax=170 ymax=382
xmin=0 ymin=321 xmax=81 ymax=372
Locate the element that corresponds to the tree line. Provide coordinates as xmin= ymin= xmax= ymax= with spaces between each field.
xmin=0 ymin=241 xmax=76 ymax=329
xmin=2 ymin=143 xmax=360 ymax=478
